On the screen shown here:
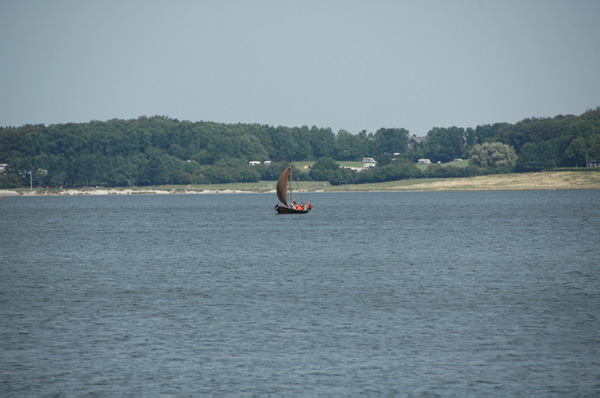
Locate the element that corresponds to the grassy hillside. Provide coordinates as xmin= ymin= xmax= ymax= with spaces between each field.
xmin=323 ymin=170 xmax=600 ymax=192
xmin=186 ymin=170 xmax=600 ymax=192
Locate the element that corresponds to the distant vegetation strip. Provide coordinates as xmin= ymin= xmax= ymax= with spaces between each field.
xmin=1 ymin=107 xmax=599 ymax=189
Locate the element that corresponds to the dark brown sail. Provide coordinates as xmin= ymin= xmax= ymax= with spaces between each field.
xmin=276 ymin=166 xmax=290 ymax=206
xmin=274 ymin=163 xmax=311 ymax=214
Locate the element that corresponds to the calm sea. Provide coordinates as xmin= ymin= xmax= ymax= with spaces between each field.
xmin=1 ymin=190 xmax=599 ymax=395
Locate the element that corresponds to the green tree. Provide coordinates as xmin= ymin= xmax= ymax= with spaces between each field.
xmin=311 ymin=157 xmax=339 ymax=171
xmin=141 ymin=155 xmax=170 ymax=185
xmin=562 ymin=137 xmax=587 ymax=167
xmin=589 ymin=137 xmax=600 ymax=160
xmin=422 ymin=164 xmax=467 ymax=178
xmin=0 ymin=173 xmax=22 ymax=188
xmin=292 ymin=126 xmax=313 ymax=160
xmin=271 ymin=126 xmax=300 ymax=160
xmin=335 ymin=130 xmax=368 ymax=160
xmin=373 ymin=128 xmax=409 ymax=157
xmin=168 ymin=143 xmax=186 ymax=159
xmin=310 ymin=126 xmax=335 ymax=159
xmin=498 ymin=116 xmax=576 ymax=154
xmin=515 ymin=141 xmax=557 ymax=172
xmin=204 ymin=167 xmax=235 ymax=184
xmin=425 ymin=127 xmax=465 ymax=163
xmin=469 ymin=142 xmax=517 ymax=171
xmin=108 ymin=156 xmax=140 ymax=187
xmin=467 ymin=123 xmax=508 ymax=146
xmin=309 ymin=157 xmax=340 ymax=181
xmin=260 ymin=162 xmax=288 ymax=181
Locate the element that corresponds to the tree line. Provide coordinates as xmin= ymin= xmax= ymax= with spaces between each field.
xmin=1 ymin=108 xmax=599 ymax=188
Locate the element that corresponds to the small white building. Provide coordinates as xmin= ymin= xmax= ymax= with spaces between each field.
xmin=418 ymin=159 xmax=431 ymax=164
xmin=264 ymin=161 xmax=272 ymax=165
xmin=362 ymin=157 xmax=377 ymax=168
xmin=587 ymin=159 xmax=600 ymax=168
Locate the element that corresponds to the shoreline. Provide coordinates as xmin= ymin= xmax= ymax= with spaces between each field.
xmin=1 ymin=171 xmax=599 ymax=197
xmin=0 ymin=188 xmax=265 ymax=197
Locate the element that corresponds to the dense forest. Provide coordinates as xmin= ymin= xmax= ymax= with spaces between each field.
xmin=1 ymin=108 xmax=599 ymax=188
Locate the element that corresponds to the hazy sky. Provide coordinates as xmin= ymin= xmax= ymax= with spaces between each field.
xmin=1 ymin=0 xmax=599 ymax=135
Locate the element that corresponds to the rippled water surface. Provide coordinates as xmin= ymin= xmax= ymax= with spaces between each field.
xmin=1 ymin=190 xmax=599 ymax=394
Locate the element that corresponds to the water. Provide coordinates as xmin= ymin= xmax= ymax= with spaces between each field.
xmin=1 ymin=190 xmax=599 ymax=395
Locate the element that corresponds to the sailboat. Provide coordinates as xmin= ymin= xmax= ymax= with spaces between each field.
xmin=275 ymin=163 xmax=311 ymax=214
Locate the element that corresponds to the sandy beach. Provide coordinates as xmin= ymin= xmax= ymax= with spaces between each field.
xmin=0 ymin=188 xmax=255 ymax=196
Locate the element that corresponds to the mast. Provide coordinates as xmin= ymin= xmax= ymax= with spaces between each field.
xmin=288 ymin=162 xmax=293 ymax=205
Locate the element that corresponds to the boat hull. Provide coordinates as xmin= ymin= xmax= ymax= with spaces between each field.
xmin=275 ymin=205 xmax=311 ymax=214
